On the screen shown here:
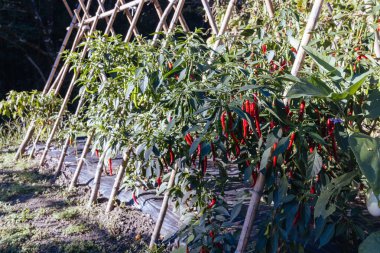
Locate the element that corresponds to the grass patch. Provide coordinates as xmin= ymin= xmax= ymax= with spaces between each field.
xmin=61 ymin=240 xmax=102 ymax=253
xmin=53 ymin=207 xmax=80 ymax=221
xmin=63 ymin=224 xmax=88 ymax=235
xmin=0 ymin=152 xmax=37 ymax=170
xmin=0 ymin=225 xmax=34 ymax=248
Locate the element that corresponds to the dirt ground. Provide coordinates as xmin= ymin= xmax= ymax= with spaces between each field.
xmin=0 ymin=151 xmax=164 ymax=253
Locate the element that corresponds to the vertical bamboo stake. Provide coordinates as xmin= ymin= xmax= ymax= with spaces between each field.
xmin=105 ymin=151 xmax=130 ymax=212
xmin=149 ymin=163 xmax=178 ymax=249
xmin=124 ymin=0 xmax=145 ymax=42
xmin=237 ymin=1 xmax=324 ymax=252
xmin=290 ymin=0 xmax=324 ymax=76
xmin=28 ymin=124 xmax=45 ymax=159
xmin=87 ymin=147 xmax=108 ymax=207
xmin=172 ymin=5 xmax=190 ymax=32
xmin=200 ymin=0 xmax=219 ymax=34
xmin=14 ymin=123 xmax=36 ymax=160
xmin=68 ymin=129 xmax=95 ymax=191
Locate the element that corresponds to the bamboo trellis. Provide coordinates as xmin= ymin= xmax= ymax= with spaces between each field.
xmin=14 ymin=0 xmax=380 ymax=251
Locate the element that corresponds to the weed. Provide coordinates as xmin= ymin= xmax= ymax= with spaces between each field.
xmin=53 ymin=207 xmax=79 ymax=221
xmin=63 ymin=224 xmax=88 ymax=235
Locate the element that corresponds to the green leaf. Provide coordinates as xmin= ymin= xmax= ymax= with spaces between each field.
xmin=303 ymin=46 xmax=341 ymax=77
xmin=230 ymin=202 xmax=242 ymax=221
xmin=260 ymin=147 xmax=272 ymax=171
xmin=363 ymin=89 xmax=380 ymax=119
xmin=189 ymin=137 xmax=202 ymax=156
xmin=307 ymin=150 xmax=322 ymax=179
xmin=330 ymin=71 xmax=372 ymax=100
xmin=215 ymin=206 xmax=229 ymax=216
xmin=286 ymin=79 xmax=331 ymax=98
xmin=349 ymin=133 xmax=380 ymax=195
xmin=319 ymin=223 xmax=335 ymax=248
xmin=359 ymin=231 xmax=380 ymax=253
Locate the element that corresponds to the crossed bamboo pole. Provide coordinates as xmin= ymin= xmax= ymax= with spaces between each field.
xmin=236 ymin=1 xmax=324 ymax=252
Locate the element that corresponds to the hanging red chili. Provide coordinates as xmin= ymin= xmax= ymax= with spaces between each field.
xmin=221 ymin=111 xmax=227 ymax=138
xmin=327 ymin=119 xmax=338 ymax=161
xmin=298 ymin=100 xmax=306 ymax=122
xmin=132 ymin=192 xmax=139 ymax=205
xmin=262 ymin=44 xmax=267 ymax=54
xmin=169 ymin=148 xmax=174 ymax=166
xmin=108 ymin=158 xmax=113 ymax=175
xmin=203 ymin=156 xmax=207 ymax=175
xmin=185 ymin=133 xmax=193 ymax=146
xmin=287 ymin=132 xmax=296 ymax=151
xmin=253 ymin=94 xmax=262 ymax=138
xmin=211 ymin=143 xmax=216 ymax=163
xmin=293 ymin=208 xmax=301 ymax=226
xmin=207 ymin=198 xmax=216 ymax=209
xmin=156 ymin=176 xmax=162 ymax=187
xmin=272 ymin=142 xmax=278 ymax=168
xmin=290 ymin=47 xmax=297 ymax=54
xmin=95 ymin=149 xmax=100 ymax=158
xmin=168 ymin=61 xmax=173 ymax=70
xmin=310 ymin=185 xmax=316 ymax=194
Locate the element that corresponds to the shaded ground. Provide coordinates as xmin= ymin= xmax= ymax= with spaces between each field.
xmin=0 ymin=151 xmax=163 ymax=253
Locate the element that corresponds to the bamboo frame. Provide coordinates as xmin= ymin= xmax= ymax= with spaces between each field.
xmin=200 ymin=0 xmax=218 ymax=34
xmin=62 ymin=0 xmax=74 ymax=18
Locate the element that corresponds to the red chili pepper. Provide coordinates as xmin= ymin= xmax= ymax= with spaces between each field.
xmin=156 ymin=176 xmax=162 ymax=187
xmin=132 ymin=192 xmax=139 ymax=205
xmin=235 ymin=144 xmax=241 ymax=157
xmin=209 ymin=230 xmax=215 ymax=239
xmin=108 ymin=158 xmax=113 ymax=175
xmin=95 ymin=149 xmax=100 ymax=158
xmin=174 ymin=74 xmax=179 ymax=80
xmin=288 ymin=170 xmax=294 ymax=179
xmin=270 ymin=120 xmax=276 ymax=129
xmin=221 ymin=111 xmax=227 ymax=138
xmin=272 ymin=143 xmax=278 ymax=168
xmin=298 ymin=100 xmax=306 ymax=122
xmin=309 ymin=146 xmax=314 ymax=153
xmin=293 ymin=208 xmax=301 ymax=226
xmin=262 ymin=44 xmax=267 ymax=54
xmin=197 ymin=144 xmax=201 ymax=156
xmin=253 ymin=94 xmax=262 ymax=137
xmin=207 ymin=198 xmax=216 ymax=209
xmin=327 ymin=119 xmax=338 ymax=161
xmin=310 ymin=185 xmax=316 ymax=194
xmin=211 ymin=143 xmax=216 ymax=163
xmin=287 ymin=132 xmax=296 ymax=151
xmin=203 ymin=156 xmax=207 ymax=175
xmin=291 ymin=47 xmax=297 ymax=54
xmin=169 ymin=146 xmax=174 ymax=165
xmin=185 ymin=133 xmax=193 ymax=146
xmin=168 ymin=61 xmax=173 ymax=70
xmin=252 ymin=171 xmax=257 ymax=187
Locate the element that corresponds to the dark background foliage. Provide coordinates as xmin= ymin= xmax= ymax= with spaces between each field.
xmin=0 ymin=0 xmax=207 ymax=99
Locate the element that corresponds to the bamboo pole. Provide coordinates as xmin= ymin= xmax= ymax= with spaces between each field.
xmin=54 ymin=96 xmax=85 ymax=176
xmin=264 ymin=0 xmax=275 ymax=19
xmin=68 ymin=129 xmax=94 ymax=191
xmin=167 ymin=0 xmax=186 ymax=33
xmin=96 ymin=0 xmax=117 ymax=36
xmin=62 ymin=0 xmax=74 ymax=18
xmin=124 ymin=0 xmax=145 ymax=42
xmin=121 ymin=0 xmax=140 ymax=36
xmin=200 ymin=0 xmax=219 ymax=34
xmin=149 ymin=163 xmax=178 ymax=249
xmin=173 ymin=5 xmax=190 ymax=32
xmin=152 ymin=0 xmax=169 ymax=32
xmin=237 ymin=1 xmax=324 ymax=252
xmin=87 ymin=147 xmax=108 ymax=207
xmin=212 ymin=0 xmax=237 ymax=51
xmin=39 ymin=9 xmax=104 ymax=166
xmin=14 ymin=123 xmax=36 ymax=160
xmin=152 ymin=0 xmax=176 ymax=44
xmin=42 ymin=4 xmax=81 ymax=94
xmin=290 ymin=0 xmax=324 ymax=76
xmin=105 ymin=151 xmax=130 ymax=212
xmin=83 ymin=0 xmax=150 ymax=24
xmin=28 ymin=124 xmax=44 ymax=159
xmin=364 ymin=0 xmax=380 ymax=58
